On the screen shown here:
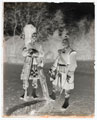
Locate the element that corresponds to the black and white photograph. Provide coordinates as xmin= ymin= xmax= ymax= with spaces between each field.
xmin=2 ymin=1 xmax=95 ymax=118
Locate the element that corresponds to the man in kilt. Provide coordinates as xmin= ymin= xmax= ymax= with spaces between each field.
xmin=49 ymin=35 xmax=77 ymax=109
xmin=20 ymin=24 xmax=49 ymax=101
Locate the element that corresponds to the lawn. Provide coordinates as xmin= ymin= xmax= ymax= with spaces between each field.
xmin=3 ymin=61 xmax=94 ymax=117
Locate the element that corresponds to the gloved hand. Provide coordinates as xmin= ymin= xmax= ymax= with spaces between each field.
xmin=28 ymin=48 xmax=38 ymax=54
xmin=67 ymin=75 xmax=71 ymax=83
xmin=49 ymin=68 xmax=56 ymax=80
xmin=67 ymin=71 xmax=74 ymax=83
xmin=27 ymin=48 xmax=39 ymax=57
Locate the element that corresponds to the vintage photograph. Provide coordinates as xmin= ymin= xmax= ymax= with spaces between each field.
xmin=3 ymin=2 xmax=95 ymax=117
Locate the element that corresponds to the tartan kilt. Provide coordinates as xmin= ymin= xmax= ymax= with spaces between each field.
xmin=29 ymin=65 xmax=39 ymax=80
xmin=21 ymin=57 xmax=40 ymax=81
xmin=50 ymin=64 xmax=74 ymax=90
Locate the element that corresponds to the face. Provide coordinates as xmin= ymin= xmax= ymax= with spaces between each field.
xmin=62 ymin=39 xmax=69 ymax=48
xmin=31 ymin=33 xmax=37 ymax=43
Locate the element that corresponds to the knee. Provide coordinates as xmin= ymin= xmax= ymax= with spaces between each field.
xmin=32 ymin=80 xmax=38 ymax=88
xmin=65 ymin=90 xmax=71 ymax=98
xmin=23 ymin=80 xmax=29 ymax=89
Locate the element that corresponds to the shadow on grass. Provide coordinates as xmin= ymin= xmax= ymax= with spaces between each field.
xmin=6 ymin=99 xmax=45 ymax=116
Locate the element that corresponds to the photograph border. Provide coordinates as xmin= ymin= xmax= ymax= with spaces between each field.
xmin=0 ymin=0 xmax=96 ymax=120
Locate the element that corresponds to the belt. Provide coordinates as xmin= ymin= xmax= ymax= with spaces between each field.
xmin=58 ymin=63 xmax=66 ymax=66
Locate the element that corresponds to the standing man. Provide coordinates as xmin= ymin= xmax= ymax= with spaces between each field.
xmin=20 ymin=23 xmax=50 ymax=101
xmin=49 ymin=35 xmax=77 ymax=109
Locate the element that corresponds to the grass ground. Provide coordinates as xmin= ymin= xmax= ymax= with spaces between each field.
xmin=3 ymin=61 xmax=94 ymax=117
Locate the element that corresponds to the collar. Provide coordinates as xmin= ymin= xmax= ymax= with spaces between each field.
xmin=62 ymin=47 xmax=71 ymax=53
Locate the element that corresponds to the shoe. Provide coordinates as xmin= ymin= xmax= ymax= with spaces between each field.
xmin=20 ymin=94 xmax=24 ymax=100
xmin=49 ymin=91 xmax=56 ymax=100
xmin=62 ymin=97 xmax=69 ymax=109
xmin=32 ymin=88 xmax=38 ymax=98
xmin=20 ymin=93 xmax=29 ymax=100
xmin=33 ymin=94 xmax=38 ymax=98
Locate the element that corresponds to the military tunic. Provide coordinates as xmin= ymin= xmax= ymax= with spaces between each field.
xmin=21 ymin=42 xmax=44 ymax=89
xmin=50 ymin=47 xmax=77 ymax=91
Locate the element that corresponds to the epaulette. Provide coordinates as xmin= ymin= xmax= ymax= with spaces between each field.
xmin=23 ymin=47 xmax=26 ymax=50
xmin=69 ymin=49 xmax=76 ymax=54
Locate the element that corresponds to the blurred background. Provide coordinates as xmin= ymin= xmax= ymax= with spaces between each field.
xmin=3 ymin=2 xmax=95 ymax=63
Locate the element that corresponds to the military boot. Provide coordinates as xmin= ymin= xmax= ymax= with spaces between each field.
xmin=50 ymin=91 xmax=56 ymax=100
xmin=62 ymin=97 xmax=69 ymax=109
xmin=20 ymin=90 xmax=29 ymax=100
xmin=32 ymin=88 xmax=38 ymax=98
